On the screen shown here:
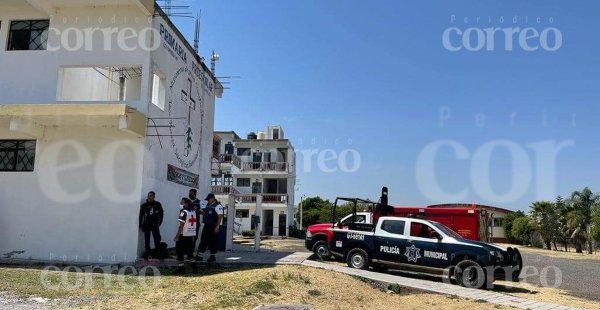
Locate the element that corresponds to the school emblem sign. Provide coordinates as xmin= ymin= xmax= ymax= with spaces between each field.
xmin=167 ymin=66 xmax=205 ymax=169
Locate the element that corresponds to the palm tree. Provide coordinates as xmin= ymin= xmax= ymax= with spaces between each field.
xmin=529 ymin=201 xmax=557 ymax=250
xmin=568 ymin=187 xmax=599 ymax=254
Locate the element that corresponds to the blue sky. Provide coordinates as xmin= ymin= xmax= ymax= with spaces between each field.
xmin=172 ymin=0 xmax=600 ymax=211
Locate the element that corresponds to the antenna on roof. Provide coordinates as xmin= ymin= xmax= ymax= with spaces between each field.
xmin=194 ymin=10 xmax=201 ymax=54
xmin=156 ymin=0 xmax=193 ymax=19
xmin=210 ymin=50 xmax=220 ymax=75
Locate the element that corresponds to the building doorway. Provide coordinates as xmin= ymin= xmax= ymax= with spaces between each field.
xmin=279 ymin=213 xmax=287 ymax=236
xmin=263 ymin=209 xmax=274 ymax=236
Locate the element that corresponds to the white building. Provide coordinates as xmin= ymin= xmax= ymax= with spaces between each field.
xmin=0 ymin=0 xmax=222 ymax=264
xmin=212 ymin=126 xmax=295 ymax=237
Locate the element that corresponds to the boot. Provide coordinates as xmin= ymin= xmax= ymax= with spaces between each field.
xmin=207 ymin=255 xmax=216 ymax=263
xmin=176 ymin=264 xmax=185 ymax=275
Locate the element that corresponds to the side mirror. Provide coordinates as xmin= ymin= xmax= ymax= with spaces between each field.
xmin=337 ymin=222 xmax=343 ymax=229
xmin=432 ymin=231 xmax=442 ymax=241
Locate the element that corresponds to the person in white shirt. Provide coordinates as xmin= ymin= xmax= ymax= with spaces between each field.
xmin=174 ymin=197 xmax=198 ymax=274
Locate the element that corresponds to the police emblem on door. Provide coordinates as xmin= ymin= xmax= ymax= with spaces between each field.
xmin=405 ymin=244 xmax=421 ymax=263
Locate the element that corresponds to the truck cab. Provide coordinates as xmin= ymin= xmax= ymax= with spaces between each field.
xmin=305 ymin=211 xmax=373 ymax=259
xmin=329 ymin=216 xmax=522 ymax=289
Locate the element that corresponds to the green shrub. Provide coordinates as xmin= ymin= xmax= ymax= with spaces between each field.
xmin=241 ymin=230 xmax=255 ymax=237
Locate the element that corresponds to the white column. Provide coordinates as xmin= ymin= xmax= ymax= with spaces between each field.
xmin=226 ymin=194 xmax=235 ymax=251
xmin=273 ymin=209 xmax=280 ymax=237
xmin=254 ymin=195 xmax=262 ymax=252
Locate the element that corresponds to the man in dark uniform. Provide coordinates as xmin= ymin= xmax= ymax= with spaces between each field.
xmin=196 ymin=193 xmax=224 ymax=263
xmin=139 ymin=191 xmax=164 ymax=258
xmin=174 ymin=197 xmax=198 ymax=274
xmin=188 ymin=188 xmax=202 ymax=243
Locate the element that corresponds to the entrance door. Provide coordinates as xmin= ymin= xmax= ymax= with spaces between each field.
xmin=263 ymin=210 xmax=274 ymax=236
xmin=279 ymin=213 xmax=287 ymax=236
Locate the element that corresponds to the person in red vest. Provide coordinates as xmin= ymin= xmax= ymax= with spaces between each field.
xmin=174 ymin=197 xmax=198 ymax=274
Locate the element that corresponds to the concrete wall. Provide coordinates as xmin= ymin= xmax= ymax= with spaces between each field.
xmin=139 ymin=15 xmax=216 ymax=250
xmin=0 ymin=5 xmax=217 ymax=261
xmin=0 ymin=125 xmax=144 ymax=263
xmin=0 ymin=5 xmax=152 ymax=112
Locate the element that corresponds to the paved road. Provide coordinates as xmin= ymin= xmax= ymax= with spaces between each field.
xmin=519 ymin=251 xmax=600 ymax=300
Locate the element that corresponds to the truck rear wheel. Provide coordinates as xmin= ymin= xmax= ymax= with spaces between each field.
xmin=453 ymin=260 xmax=488 ymax=289
xmin=312 ymin=240 xmax=331 ymax=260
xmin=347 ymin=248 xmax=369 ymax=270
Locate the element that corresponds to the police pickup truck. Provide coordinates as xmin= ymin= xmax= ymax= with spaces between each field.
xmin=329 ymin=216 xmax=522 ymax=289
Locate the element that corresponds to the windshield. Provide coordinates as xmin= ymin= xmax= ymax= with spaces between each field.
xmin=431 ymin=222 xmax=464 ymax=239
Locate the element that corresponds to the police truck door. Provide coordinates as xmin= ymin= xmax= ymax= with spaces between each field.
xmin=406 ymin=221 xmax=449 ymax=269
xmin=374 ymin=219 xmax=408 ymax=265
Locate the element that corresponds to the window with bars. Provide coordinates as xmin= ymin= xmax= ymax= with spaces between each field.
xmin=7 ymin=20 xmax=49 ymax=51
xmin=236 ymin=178 xmax=250 ymax=187
xmin=223 ymin=174 xmax=233 ymax=186
xmin=211 ymin=174 xmax=222 ymax=186
xmin=0 ymin=140 xmax=36 ymax=172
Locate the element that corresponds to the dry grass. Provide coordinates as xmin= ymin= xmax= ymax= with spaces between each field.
xmin=495 ymin=243 xmax=600 ymax=260
xmin=0 ymin=265 xmax=512 ymax=310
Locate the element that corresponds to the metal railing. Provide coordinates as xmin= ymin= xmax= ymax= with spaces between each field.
xmin=219 ymin=154 xmax=241 ymax=168
xmin=242 ymin=162 xmax=288 ymax=172
xmin=211 ymin=185 xmax=240 ymax=195
xmin=237 ymin=194 xmax=288 ymax=204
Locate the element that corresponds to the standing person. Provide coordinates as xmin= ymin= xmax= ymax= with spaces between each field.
xmin=196 ymin=193 xmax=224 ymax=263
xmin=139 ymin=191 xmax=164 ymax=258
xmin=174 ymin=197 xmax=198 ymax=274
xmin=188 ymin=188 xmax=201 ymax=244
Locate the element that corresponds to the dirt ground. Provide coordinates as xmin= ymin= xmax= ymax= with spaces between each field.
xmin=0 ymin=265 xmax=511 ymax=310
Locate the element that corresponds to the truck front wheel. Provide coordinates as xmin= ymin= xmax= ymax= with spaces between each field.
xmin=347 ymin=248 xmax=369 ymax=270
xmin=453 ymin=260 xmax=489 ymax=289
xmin=312 ymin=240 xmax=331 ymax=260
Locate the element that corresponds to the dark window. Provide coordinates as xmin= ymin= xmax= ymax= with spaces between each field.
xmin=381 ymin=220 xmax=405 ymax=235
xmin=224 ymin=142 xmax=234 ymax=155
xmin=0 ymin=140 xmax=36 ymax=172
xmin=410 ymin=222 xmax=436 ymax=239
xmin=273 ymin=129 xmax=280 ymax=139
xmin=237 ymin=148 xmax=250 ymax=156
xmin=493 ymin=217 xmax=504 ymax=227
xmin=236 ymin=209 xmax=249 ymax=218
xmin=8 ymin=20 xmax=49 ymax=51
xmin=211 ymin=174 xmax=221 ymax=186
xmin=236 ymin=178 xmax=250 ymax=187
xmin=223 ymin=174 xmax=233 ymax=186
xmin=252 ymin=181 xmax=262 ymax=194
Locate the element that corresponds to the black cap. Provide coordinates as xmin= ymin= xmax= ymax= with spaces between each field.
xmin=205 ymin=193 xmax=215 ymax=200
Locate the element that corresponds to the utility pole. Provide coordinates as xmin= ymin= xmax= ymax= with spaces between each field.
xmin=299 ymin=195 xmax=305 ymax=229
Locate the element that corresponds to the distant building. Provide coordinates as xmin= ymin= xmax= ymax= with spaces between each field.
xmin=428 ymin=204 xmax=513 ymax=243
xmin=0 ymin=1 xmax=222 ymax=263
xmin=212 ymin=126 xmax=295 ymax=237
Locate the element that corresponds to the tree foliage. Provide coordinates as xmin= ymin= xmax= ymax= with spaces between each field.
xmin=529 ymin=201 xmax=558 ymax=250
xmin=511 ymin=216 xmax=534 ymax=246
xmin=296 ymin=196 xmax=367 ymax=228
xmin=502 ymin=210 xmax=526 ymax=243
xmin=568 ymin=187 xmax=599 ymax=254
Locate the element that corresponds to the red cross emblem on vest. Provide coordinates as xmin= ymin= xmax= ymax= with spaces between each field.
xmin=188 ymin=215 xmax=197 ymax=225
